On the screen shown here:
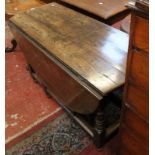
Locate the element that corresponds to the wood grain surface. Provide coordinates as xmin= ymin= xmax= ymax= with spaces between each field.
xmin=9 ymin=2 xmax=129 ymax=95
xmin=58 ymin=0 xmax=129 ymax=20
xmin=120 ymin=1 xmax=149 ymax=154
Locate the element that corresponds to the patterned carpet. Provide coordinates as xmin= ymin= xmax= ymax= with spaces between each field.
xmin=6 ymin=113 xmax=92 ymax=155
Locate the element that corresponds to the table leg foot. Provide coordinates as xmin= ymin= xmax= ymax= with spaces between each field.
xmin=5 ymin=39 xmax=17 ymax=53
xmin=26 ymin=64 xmax=38 ymax=83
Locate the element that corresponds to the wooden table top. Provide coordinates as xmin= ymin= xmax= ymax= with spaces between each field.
xmin=59 ymin=0 xmax=129 ymax=20
xmin=9 ymin=2 xmax=129 ymax=95
xmin=5 ymin=0 xmax=45 ymax=17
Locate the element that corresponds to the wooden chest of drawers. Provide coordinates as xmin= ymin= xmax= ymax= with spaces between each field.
xmin=119 ymin=0 xmax=149 ymax=154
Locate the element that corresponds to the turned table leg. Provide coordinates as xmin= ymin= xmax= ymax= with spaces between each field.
xmin=94 ymin=102 xmax=106 ymax=148
xmin=5 ymin=39 xmax=17 ymax=53
xmin=94 ymin=95 xmax=115 ymax=148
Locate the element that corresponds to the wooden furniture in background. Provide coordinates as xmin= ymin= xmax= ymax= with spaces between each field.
xmin=8 ymin=2 xmax=129 ymax=147
xmin=119 ymin=0 xmax=149 ymax=154
xmin=55 ymin=0 xmax=130 ymax=24
xmin=5 ymin=0 xmax=47 ymax=52
xmin=5 ymin=0 xmax=46 ymax=19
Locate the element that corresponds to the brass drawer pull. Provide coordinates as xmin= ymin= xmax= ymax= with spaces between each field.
xmin=133 ymin=46 xmax=142 ymax=52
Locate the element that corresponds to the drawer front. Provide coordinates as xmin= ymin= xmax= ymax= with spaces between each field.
xmin=123 ymin=106 xmax=149 ymax=142
xmin=120 ymin=124 xmax=148 ymax=155
xmin=119 ymin=146 xmax=132 ymax=155
xmin=12 ymin=28 xmax=101 ymax=114
xmin=129 ymin=50 xmax=149 ymax=91
xmin=126 ymin=84 xmax=149 ymax=120
xmin=133 ymin=15 xmax=149 ymax=52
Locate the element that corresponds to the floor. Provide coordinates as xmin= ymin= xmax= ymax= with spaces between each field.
xmin=5 ymin=12 xmax=129 ymax=155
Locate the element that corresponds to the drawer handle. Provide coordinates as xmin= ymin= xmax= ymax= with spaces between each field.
xmin=133 ymin=46 xmax=142 ymax=52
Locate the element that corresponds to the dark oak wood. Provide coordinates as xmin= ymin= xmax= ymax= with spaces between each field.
xmin=120 ymin=0 xmax=149 ymax=154
xmin=55 ymin=0 xmax=130 ymax=24
xmin=9 ymin=29 xmax=101 ymax=114
xmin=9 ymin=2 xmax=128 ymax=147
xmin=9 ymin=3 xmax=129 ymax=99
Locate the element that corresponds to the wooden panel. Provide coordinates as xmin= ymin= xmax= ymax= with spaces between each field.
xmin=133 ymin=15 xmax=149 ymax=52
xmin=119 ymin=146 xmax=132 ymax=155
xmin=60 ymin=0 xmax=129 ymax=19
xmin=10 ymin=26 xmax=102 ymax=114
xmin=129 ymin=50 xmax=149 ymax=91
xmin=120 ymin=125 xmax=148 ymax=155
xmin=126 ymin=84 xmax=149 ymax=120
xmin=9 ymin=2 xmax=128 ymax=95
xmin=123 ymin=106 xmax=149 ymax=142
xmin=120 ymin=1 xmax=149 ymax=155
